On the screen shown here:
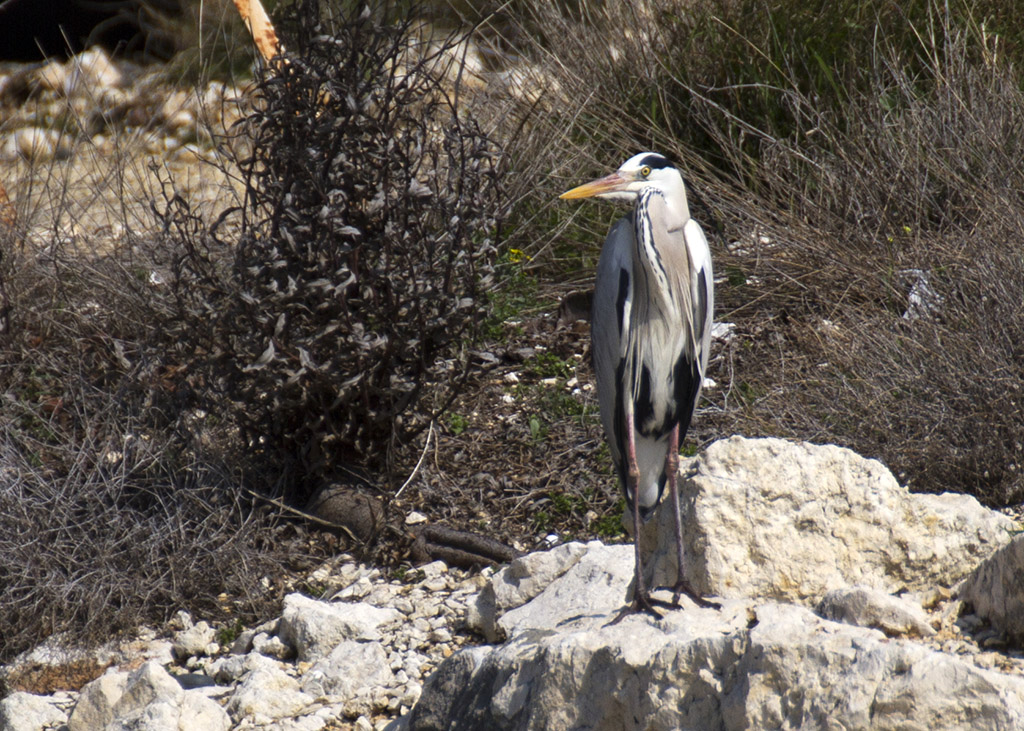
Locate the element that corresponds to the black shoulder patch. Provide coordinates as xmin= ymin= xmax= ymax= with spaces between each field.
xmin=670 ymin=355 xmax=702 ymax=438
xmin=634 ymin=364 xmax=654 ymax=432
xmin=639 ymin=153 xmax=674 ymax=170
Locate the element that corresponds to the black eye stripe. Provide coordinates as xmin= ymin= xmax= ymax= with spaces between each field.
xmin=638 ymin=154 xmax=673 ymax=170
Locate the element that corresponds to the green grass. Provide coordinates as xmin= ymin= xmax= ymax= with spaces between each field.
xmin=447 ymin=412 xmax=469 ymax=436
xmin=523 ymin=352 xmax=573 ymax=379
xmin=593 ymin=499 xmax=628 ymax=540
xmin=217 ymin=618 xmax=245 ymax=647
xmin=481 ymin=255 xmax=541 ymax=341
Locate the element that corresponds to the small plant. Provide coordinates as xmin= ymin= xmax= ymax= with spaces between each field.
xmin=482 ymin=254 xmax=540 ymax=341
xmin=448 ymin=413 xmax=470 ymax=436
xmin=295 ymin=579 xmax=328 ymax=599
xmin=528 ymin=415 xmax=547 ymax=442
xmin=217 ymin=619 xmax=245 ymax=647
xmin=549 ymin=492 xmax=575 ymax=516
xmin=593 ymin=500 xmax=628 ymax=540
xmin=524 ymin=352 xmax=573 ymax=380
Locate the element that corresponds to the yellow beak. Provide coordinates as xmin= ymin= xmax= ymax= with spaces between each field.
xmin=559 ymin=172 xmax=629 ymax=199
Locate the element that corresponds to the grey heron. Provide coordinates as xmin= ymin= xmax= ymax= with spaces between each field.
xmin=561 ymin=152 xmax=718 ymax=617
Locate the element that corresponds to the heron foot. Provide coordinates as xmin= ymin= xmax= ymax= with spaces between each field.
xmin=658 ymin=579 xmax=722 ymax=610
xmin=607 ymin=591 xmax=683 ymax=625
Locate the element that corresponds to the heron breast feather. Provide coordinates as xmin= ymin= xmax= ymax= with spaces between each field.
xmin=630 ymin=333 xmax=696 ymax=439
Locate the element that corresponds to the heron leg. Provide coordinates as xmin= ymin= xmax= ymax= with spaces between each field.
xmin=608 ymin=400 xmax=669 ymax=623
xmin=663 ymin=425 xmax=721 ymax=610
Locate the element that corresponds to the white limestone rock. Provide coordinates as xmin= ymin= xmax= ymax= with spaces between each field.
xmin=401 ymin=544 xmax=1024 ymax=731
xmin=33 ymin=59 xmax=69 ymax=93
xmin=179 ymin=690 xmax=232 ymax=731
xmin=960 ymin=534 xmax=1024 ymax=643
xmin=278 ymin=593 xmax=401 ymax=662
xmin=466 ymin=540 xmax=594 ymax=642
xmin=112 ymin=661 xmax=183 ymax=717
xmin=227 ymin=664 xmax=315 ymax=723
xmin=0 ymin=691 xmax=68 ymax=731
xmin=252 ymin=631 xmax=293 ymax=660
xmin=68 ymin=669 xmax=130 ymax=731
xmin=69 ymin=661 xmax=190 ymax=731
xmin=818 ymin=585 xmax=937 ymax=637
xmin=302 ymin=640 xmax=393 ymax=700
xmin=2 ymin=127 xmax=61 ymax=161
xmin=107 ymin=690 xmax=230 ymax=731
xmin=108 ymin=700 xmax=180 ymax=730
xmin=647 ymin=436 xmax=1014 ymax=601
xmin=172 ymin=620 xmax=217 ymax=660
xmin=493 ymin=542 xmax=635 ymax=638
xmin=66 ymin=47 xmax=123 ymax=93
xmin=211 ymin=650 xmax=281 ymax=684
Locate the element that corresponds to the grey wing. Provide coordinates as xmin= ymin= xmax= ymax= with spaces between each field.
xmin=684 ymin=218 xmax=714 ymax=387
xmin=590 ymin=215 xmax=633 ymax=487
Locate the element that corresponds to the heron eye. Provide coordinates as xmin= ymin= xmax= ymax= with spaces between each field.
xmin=640 ymin=166 xmax=652 ymax=178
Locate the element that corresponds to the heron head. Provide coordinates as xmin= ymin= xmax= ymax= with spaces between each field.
xmin=559 ymin=152 xmax=683 ymax=202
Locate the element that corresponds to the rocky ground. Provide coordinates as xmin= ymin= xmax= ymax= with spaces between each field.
xmin=0 ymin=47 xmax=247 ymax=237
xmin=2 ymin=436 xmax=1023 ymax=730
xmin=4 ymin=43 xmax=1024 ymax=731
xmin=0 ymin=556 xmax=483 ymax=730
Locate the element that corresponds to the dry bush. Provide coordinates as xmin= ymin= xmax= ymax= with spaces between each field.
xmin=496 ymin=0 xmax=1024 ymax=505
xmin=162 ymin=2 xmax=509 ymax=501
xmin=0 ymin=43 xmax=287 ymax=663
xmin=0 ymin=238 xmax=291 ymax=664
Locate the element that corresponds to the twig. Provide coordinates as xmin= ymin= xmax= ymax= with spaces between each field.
xmin=395 ymin=421 xmax=433 ymax=499
xmin=232 ymin=0 xmax=285 ymax=63
xmin=244 ymin=488 xmax=358 ymax=542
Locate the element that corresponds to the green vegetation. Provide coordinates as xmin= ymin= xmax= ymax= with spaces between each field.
xmin=593 ymin=499 xmax=629 ymax=540
xmin=448 ymin=413 xmax=470 ymax=436
xmin=217 ymin=619 xmax=245 ymax=647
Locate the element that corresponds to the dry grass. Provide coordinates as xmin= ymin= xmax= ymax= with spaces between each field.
xmin=3 ymin=0 xmax=1024 ymax=670
xmin=0 ymin=38 xmax=282 ymax=665
xmin=490 ymin=0 xmax=1024 ymax=506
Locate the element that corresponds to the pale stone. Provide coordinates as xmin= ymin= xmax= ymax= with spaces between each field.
xmin=818 ymin=585 xmax=937 ymax=637
xmin=67 ymin=47 xmax=123 ymax=93
xmin=179 ymin=690 xmax=232 ymax=731
xmin=3 ymin=127 xmax=58 ymax=160
xmin=68 ymin=670 xmax=129 ymax=731
xmin=402 ymin=544 xmax=1024 ymax=731
xmin=495 ymin=543 xmax=634 ymax=640
xmin=34 ymin=60 xmax=68 ymax=93
xmin=227 ymin=665 xmax=314 ymax=722
xmin=253 ymin=632 xmax=293 ymax=660
xmin=172 ymin=620 xmax=217 ymax=659
xmin=0 ymin=691 xmax=67 ymax=730
xmin=418 ymin=561 xmax=447 ymax=579
xmin=466 ymin=540 xmax=592 ymax=641
xmin=647 ymin=437 xmax=1014 ymax=601
xmin=278 ymin=593 xmax=401 ymax=662
xmin=960 ymin=534 xmax=1024 ymax=643
xmin=213 ymin=651 xmax=281 ymax=684
xmin=302 ymin=640 xmax=393 ymax=700
xmin=111 ymin=661 xmax=183 ymax=719
xmin=109 ymin=700 xmax=179 ymax=730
